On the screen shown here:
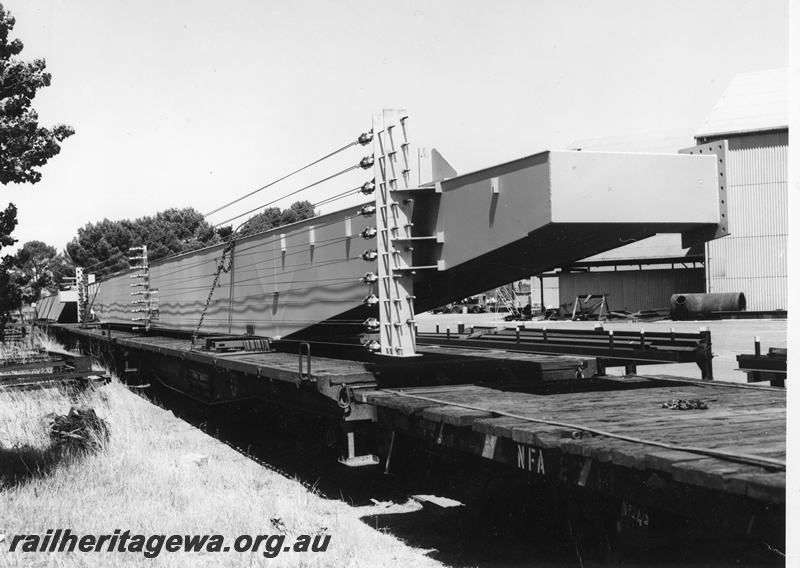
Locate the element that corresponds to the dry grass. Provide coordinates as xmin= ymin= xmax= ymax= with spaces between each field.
xmin=0 ymin=336 xmax=445 ymax=567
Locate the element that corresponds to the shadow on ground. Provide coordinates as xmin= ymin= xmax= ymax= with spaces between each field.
xmin=0 ymin=444 xmax=66 ymax=489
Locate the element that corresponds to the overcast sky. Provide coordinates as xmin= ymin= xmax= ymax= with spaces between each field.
xmin=1 ymin=0 xmax=789 ymax=254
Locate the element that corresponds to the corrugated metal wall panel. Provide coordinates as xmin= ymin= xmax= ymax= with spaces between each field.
xmin=558 ymin=269 xmax=704 ymax=312
xmin=35 ymin=294 xmax=59 ymax=320
xmin=725 ymin=182 xmax=786 ymax=237
xmin=704 ymin=130 xmax=787 ymax=311
xmin=708 ymin=236 xmax=787 ymax=278
xmin=725 ymin=130 xmax=789 ymax=153
xmin=530 ymin=277 xmax=560 ymax=310
xmin=707 ymin=276 xmax=787 ymax=311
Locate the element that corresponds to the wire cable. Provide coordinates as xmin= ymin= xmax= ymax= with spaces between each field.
xmin=148 ymin=190 xmax=365 ymax=284
xmin=77 ymin=136 xmax=368 ymax=274
xmin=153 ymin=275 xmax=361 ymax=297
xmin=78 ymin=179 xmax=366 ymax=276
xmin=147 ymin=231 xmax=355 ymax=286
xmin=83 ymin=131 xmax=375 ymax=337
xmin=213 ymin=165 xmax=360 ymax=228
xmin=203 ymin=140 xmax=358 ymax=218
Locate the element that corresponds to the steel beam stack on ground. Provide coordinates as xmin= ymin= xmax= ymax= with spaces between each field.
xmin=416 ymin=324 xmax=714 ymax=379
xmin=0 ymin=350 xmax=108 ymax=390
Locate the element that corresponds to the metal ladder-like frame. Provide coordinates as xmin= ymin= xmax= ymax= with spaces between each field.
xmin=129 ymin=246 xmax=158 ymax=331
xmin=75 ymin=267 xmax=90 ymax=327
xmin=372 ymin=110 xmax=420 ymax=358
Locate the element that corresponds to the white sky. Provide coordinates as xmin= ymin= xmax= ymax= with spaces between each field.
xmin=0 ymin=0 xmax=789 ymax=254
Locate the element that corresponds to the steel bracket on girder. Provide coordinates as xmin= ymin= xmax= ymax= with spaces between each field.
xmin=372 ymin=110 xmax=420 ymax=357
xmin=678 ymin=140 xmax=729 ymax=248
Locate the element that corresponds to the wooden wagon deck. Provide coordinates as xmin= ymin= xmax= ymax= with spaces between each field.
xmin=56 ymin=324 xmax=785 ymax=506
xmin=360 ymin=377 xmax=785 ymax=503
xmin=354 ymin=376 xmax=785 ymax=553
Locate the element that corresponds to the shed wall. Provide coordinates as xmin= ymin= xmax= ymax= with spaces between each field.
xmin=558 ymin=268 xmax=705 ymax=313
xmin=701 ymin=131 xmax=788 ymax=310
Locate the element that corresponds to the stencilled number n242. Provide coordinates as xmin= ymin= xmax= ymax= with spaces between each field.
xmin=621 ymin=499 xmax=650 ymax=527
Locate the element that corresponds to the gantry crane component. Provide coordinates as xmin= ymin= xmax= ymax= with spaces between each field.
xmin=86 ymin=111 xmax=725 ymax=356
xmin=405 ymin=149 xmax=725 ymax=315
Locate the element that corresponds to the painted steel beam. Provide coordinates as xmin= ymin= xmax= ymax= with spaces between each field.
xmin=409 ymin=149 xmax=722 ymax=312
xmin=87 ymin=136 xmax=723 ymax=340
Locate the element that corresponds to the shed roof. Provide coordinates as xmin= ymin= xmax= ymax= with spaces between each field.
xmin=566 ymin=128 xmax=697 ymax=154
xmin=695 ymin=69 xmax=788 ymax=138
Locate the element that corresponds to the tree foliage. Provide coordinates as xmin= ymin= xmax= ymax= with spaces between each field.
xmin=1 ymin=4 xmax=74 ymax=328
xmin=0 ymin=256 xmax=21 ymax=330
xmin=0 ymin=201 xmax=15 ymax=248
xmin=238 ymin=200 xmax=316 ymax=238
xmin=66 ymin=207 xmax=222 ymax=277
xmin=1 ymin=4 xmax=75 ymax=185
xmin=0 ymin=203 xmax=19 ymax=328
xmin=10 ymin=239 xmax=74 ymax=303
xmin=66 ymin=202 xmax=318 ymax=278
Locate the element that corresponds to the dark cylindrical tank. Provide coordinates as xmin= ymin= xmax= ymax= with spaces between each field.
xmin=669 ymin=292 xmax=746 ymax=320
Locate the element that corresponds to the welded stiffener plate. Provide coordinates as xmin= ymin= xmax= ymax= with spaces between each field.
xmin=679 ymin=140 xmax=729 ymax=248
xmin=372 ymin=110 xmax=419 ymax=357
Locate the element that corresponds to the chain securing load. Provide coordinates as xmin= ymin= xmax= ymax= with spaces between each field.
xmin=192 ymin=239 xmax=235 ymax=347
xmin=661 ymin=399 xmax=710 ymax=410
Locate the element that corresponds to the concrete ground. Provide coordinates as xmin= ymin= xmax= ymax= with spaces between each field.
xmin=415 ymin=312 xmax=787 ymax=383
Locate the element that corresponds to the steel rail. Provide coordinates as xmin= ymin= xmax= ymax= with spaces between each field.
xmin=415 ymin=335 xmax=704 ymax=365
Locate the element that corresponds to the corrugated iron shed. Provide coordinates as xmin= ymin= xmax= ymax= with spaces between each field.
xmin=695 ymin=69 xmax=788 ymax=139
xmin=694 ymin=69 xmax=788 ymax=310
xmin=559 ymin=267 xmax=704 ymax=312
